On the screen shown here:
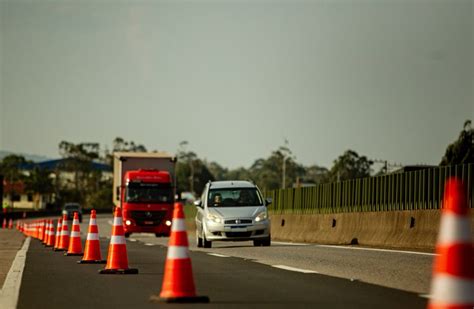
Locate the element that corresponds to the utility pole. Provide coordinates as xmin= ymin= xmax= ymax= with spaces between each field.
xmin=281 ymin=138 xmax=291 ymax=189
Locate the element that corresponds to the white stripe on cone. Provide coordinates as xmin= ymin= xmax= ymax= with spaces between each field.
xmin=89 ymin=219 xmax=97 ymax=226
xmin=61 ymin=230 xmax=70 ymax=236
xmin=87 ymin=233 xmax=99 ymax=241
xmin=70 ymin=231 xmax=81 ymax=237
xmin=437 ymin=214 xmax=471 ymax=244
xmin=171 ymin=219 xmax=186 ymax=232
xmin=110 ymin=235 xmax=126 ymax=245
xmin=167 ymin=246 xmax=189 ymax=259
xmin=113 ymin=217 xmax=123 ymax=226
xmin=72 ymin=219 xmax=80 ymax=225
xmin=430 ymin=274 xmax=474 ymax=303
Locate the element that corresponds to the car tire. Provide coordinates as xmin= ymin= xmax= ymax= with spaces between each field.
xmin=262 ymin=235 xmax=271 ymax=247
xmin=203 ymin=233 xmax=212 ymax=248
xmin=196 ymin=229 xmax=203 ymax=248
xmin=253 ymin=239 xmax=262 ymax=246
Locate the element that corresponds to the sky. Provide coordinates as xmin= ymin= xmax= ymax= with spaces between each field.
xmin=0 ymin=0 xmax=473 ymax=169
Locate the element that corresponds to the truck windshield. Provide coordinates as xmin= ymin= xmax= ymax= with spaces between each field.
xmin=208 ymin=188 xmax=263 ymax=207
xmin=126 ymin=183 xmax=173 ymax=204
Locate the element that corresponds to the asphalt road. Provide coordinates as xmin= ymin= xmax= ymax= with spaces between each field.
xmin=17 ymin=214 xmax=429 ymax=308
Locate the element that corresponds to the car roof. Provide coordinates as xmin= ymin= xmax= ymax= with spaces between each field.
xmin=209 ymin=180 xmax=256 ymax=189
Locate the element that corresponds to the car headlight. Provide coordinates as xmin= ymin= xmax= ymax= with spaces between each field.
xmin=62 ymin=210 xmax=67 ymax=215
xmin=206 ymin=213 xmax=222 ymax=224
xmin=255 ymin=211 xmax=268 ymax=222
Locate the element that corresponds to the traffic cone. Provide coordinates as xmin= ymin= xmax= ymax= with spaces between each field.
xmin=53 ymin=218 xmax=62 ymax=250
xmin=57 ymin=215 xmax=70 ymax=251
xmin=66 ymin=212 xmax=83 ymax=256
xmin=46 ymin=220 xmax=56 ymax=247
xmin=2 ymin=218 xmax=6 ymax=229
xmin=99 ymin=207 xmax=138 ymax=274
xmin=42 ymin=220 xmax=50 ymax=245
xmin=41 ymin=220 xmax=47 ymax=241
xmin=428 ymin=178 xmax=474 ymax=309
xmin=79 ymin=210 xmax=106 ymax=264
xmin=8 ymin=218 xmax=13 ymax=229
xmin=150 ymin=202 xmax=209 ymax=303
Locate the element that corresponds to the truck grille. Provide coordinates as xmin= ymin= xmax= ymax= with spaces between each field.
xmin=225 ymin=232 xmax=252 ymax=238
xmin=224 ymin=219 xmax=252 ymax=225
xmin=130 ymin=211 xmax=167 ymax=226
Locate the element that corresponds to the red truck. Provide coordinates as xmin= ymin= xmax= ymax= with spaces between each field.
xmin=113 ymin=152 xmax=177 ymax=237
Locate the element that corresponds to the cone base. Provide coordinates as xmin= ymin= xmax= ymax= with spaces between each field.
xmin=150 ymin=294 xmax=209 ymax=303
xmin=64 ymin=252 xmax=83 ymax=256
xmin=54 ymin=248 xmax=66 ymax=252
xmin=78 ymin=259 xmax=106 ymax=264
xmin=98 ymin=268 xmax=138 ymax=274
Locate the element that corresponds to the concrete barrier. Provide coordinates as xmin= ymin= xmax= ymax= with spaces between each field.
xmin=270 ymin=210 xmax=474 ymax=251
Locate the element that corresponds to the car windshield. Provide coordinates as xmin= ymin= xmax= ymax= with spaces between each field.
xmin=208 ymin=188 xmax=263 ymax=207
xmin=126 ymin=183 xmax=173 ymax=203
xmin=65 ymin=205 xmax=80 ymax=210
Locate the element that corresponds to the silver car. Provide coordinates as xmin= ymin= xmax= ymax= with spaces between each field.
xmin=194 ymin=180 xmax=272 ymax=248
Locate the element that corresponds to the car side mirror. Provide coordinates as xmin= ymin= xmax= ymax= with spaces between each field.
xmin=265 ymin=198 xmax=273 ymax=206
xmin=194 ymin=200 xmax=202 ymax=208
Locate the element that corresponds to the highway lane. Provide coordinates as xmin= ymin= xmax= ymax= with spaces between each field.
xmin=51 ymin=213 xmax=434 ymax=295
xmin=18 ymin=233 xmax=426 ymax=308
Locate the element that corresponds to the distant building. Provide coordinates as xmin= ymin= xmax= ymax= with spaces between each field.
xmin=2 ymin=159 xmax=112 ymax=210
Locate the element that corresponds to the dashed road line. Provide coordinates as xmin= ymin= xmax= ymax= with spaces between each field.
xmin=312 ymin=244 xmax=436 ymax=256
xmin=207 ymin=253 xmax=230 ymax=258
xmin=272 ymin=265 xmax=318 ymax=274
xmin=273 ymin=241 xmax=310 ymax=246
xmin=144 ymin=243 xmax=155 ymax=246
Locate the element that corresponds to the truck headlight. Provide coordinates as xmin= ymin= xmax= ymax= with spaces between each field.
xmin=206 ymin=213 xmax=222 ymax=224
xmin=255 ymin=211 xmax=268 ymax=222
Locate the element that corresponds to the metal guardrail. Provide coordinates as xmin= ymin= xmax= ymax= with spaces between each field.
xmin=265 ymin=163 xmax=473 ymax=214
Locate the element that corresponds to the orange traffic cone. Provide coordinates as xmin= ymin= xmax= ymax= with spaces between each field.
xmin=46 ymin=220 xmax=56 ymax=247
xmin=66 ymin=212 xmax=83 ymax=256
xmin=42 ymin=220 xmax=50 ymax=245
xmin=150 ymin=202 xmax=209 ymax=303
xmin=79 ymin=210 xmax=106 ymax=264
xmin=53 ymin=218 xmax=62 ymax=250
xmin=2 ymin=218 xmax=6 ymax=229
xmin=57 ymin=215 xmax=70 ymax=251
xmin=99 ymin=207 xmax=138 ymax=274
xmin=428 ymin=178 xmax=474 ymax=309
xmin=8 ymin=218 xmax=13 ymax=229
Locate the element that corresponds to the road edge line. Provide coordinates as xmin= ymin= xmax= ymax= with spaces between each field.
xmin=0 ymin=237 xmax=31 ymax=309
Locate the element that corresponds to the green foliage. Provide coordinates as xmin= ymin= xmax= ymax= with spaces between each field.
xmin=327 ymin=150 xmax=373 ymax=182
xmin=440 ymin=120 xmax=473 ymax=165
xmin=176 ymin=144 xmax=215 ymax=195
xmin=0 ymin=154 xmax=27 ymax=182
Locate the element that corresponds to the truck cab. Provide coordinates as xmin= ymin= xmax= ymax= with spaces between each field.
xmin=113 ymin=152 xmax=177 ymax=238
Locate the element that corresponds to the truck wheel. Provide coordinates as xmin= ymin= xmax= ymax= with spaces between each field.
xmin=262 ymin=235 xmax=271 ymax=247
xmin=155 ymin=233 xmax=162 ymax=237
xmin=203 ymin=234 xmax=212 ymax=248
xmin=196 ymin=230 xmax=203 ymax=248
xmin=124 ymin=233 xmax=131 ymax=238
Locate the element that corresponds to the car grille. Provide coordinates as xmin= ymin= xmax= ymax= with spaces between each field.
xmin=225 ymin=232 xmax=252 ymax=238
xmin=130 ymin=211 xmax=167 ymax=226
xmin=224 ymin=219 xmax=252 ymax=225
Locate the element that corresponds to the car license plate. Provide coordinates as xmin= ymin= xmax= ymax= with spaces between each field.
xmin=231 ymin=225 xmax=247 ymax=229
xmin=144 ymin=221 xmax=154 ymax=225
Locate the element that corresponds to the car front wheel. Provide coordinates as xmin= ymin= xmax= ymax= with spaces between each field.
xmin=203 ymin=233 xmax=212 ymax=248
xmin=196 ymin=229 xmax=203 ymax=248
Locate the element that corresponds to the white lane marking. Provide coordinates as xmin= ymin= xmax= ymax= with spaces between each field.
xmin=107 ymin=220 xmax=113 ymax=226
xmin=145 ymin=243 xmax=155 ymax=246
xmin=419 ymin=294 xmax=431 ymax=299
xmin=273 ymin=241 xmax=310 ymax=246
xmin=207 ymin=253 xmax=230 ymax=258
xmin=128 ymin=238 xmax=137 ymax=242
xmin=272 ymin=265 xmax=318 ymax=274
xmin=0 ymin=237 xmax=31 ymax=309
xmin=312 ymin=244 xmax=436 ymax=256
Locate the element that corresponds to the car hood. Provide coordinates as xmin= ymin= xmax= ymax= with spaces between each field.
xmin=209 ymin=206 xmax=266 ymax=219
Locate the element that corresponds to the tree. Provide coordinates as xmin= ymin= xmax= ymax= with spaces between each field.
xmin=328 ymin=150 xmax=373 ymax=182
xmin=440 ymin=120 xmax=474 ymax=165
xmin=0 ymin=155 xmax=27 ymax=208
xmin=24 ymin=167 xmax=54 ymax=209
